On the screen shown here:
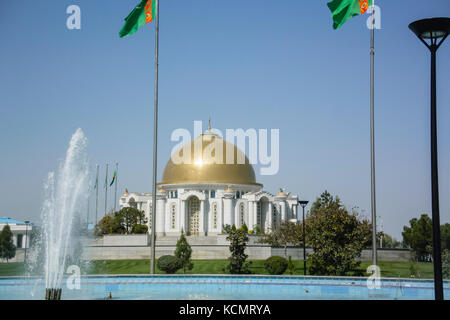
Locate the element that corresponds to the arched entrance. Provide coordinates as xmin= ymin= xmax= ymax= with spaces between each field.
xmin=187 ymin=196 xmax=200 ymax=236
xmin=257 ymin=197 xmax=269 ymax=232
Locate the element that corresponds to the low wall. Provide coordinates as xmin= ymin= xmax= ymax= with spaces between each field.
xmin=101 ymin=234 xmax=150 ymax=246
xmin=82 ymin=234 xmax=411 ymax=261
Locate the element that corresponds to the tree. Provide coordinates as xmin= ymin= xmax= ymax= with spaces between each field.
xmin=0 ymin=225 xmax=16 ymax=262
xmin=94 ymin=207 xmax=148 ymax=235
xmin=305 ymin=191 xmax=371 ymax=276
xmin=379 ymin=232 xmax=402 ymax=249
xmin=94 ymin=214 xmax=122 ymax=235
xmin=258 ymin=220 xmax=300 ymax=258
xmin=224 ymin=224 xmax=251 ymax=274
xmin=309 ymin=190 xmax=339 ymax=216
xmin=174 ymin=229 xmax=193 ymax=273
xmin=114 ymin=207 xmax=147 ymax=234
xmin=402 ymin=214 xmax=432 ymax=262
xmin=441 ymin=223 xmax=450 ymax=251
xmin=442 ymin=249 xmax=450 ymax=279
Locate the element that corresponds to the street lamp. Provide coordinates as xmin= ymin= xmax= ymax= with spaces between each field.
xmin=409 ymin=17 xmax=450 ymax=301
xmin=298 ymin=200 xmax=309 ymax=276
xmin=24 ymin=220 xmax=30 ymax=264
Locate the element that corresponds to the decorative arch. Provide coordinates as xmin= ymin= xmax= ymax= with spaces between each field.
xmin=180 ymin=190 xmax=206 ymax=201
xmin=187 ymin=196 xmax=200 ymax=236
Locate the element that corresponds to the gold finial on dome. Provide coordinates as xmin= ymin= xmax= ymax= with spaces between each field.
xmin=278 ymin=188 xmax=288 ymax=196
xmin=123 ymin=188 xmax=129 ymax=196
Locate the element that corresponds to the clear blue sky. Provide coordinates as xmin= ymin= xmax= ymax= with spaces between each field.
xmin=1 ymin=0 xmax=449 ymax=239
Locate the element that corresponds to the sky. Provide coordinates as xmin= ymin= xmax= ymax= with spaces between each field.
xmin=0 ymin=0 xmax=449 ymax=240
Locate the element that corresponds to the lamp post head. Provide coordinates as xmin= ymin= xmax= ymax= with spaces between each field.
xmin=299 ymin=200 xmax=309 ymax=208
xmin=409 ymin=17 xmax=450 ymax=50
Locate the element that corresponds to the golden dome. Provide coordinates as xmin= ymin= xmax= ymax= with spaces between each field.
xmin=160 ymin=133 xmax=262 ymax=186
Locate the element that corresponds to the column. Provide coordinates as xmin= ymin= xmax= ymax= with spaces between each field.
xmin=266 ymin=202 xmax=273 ymax=233
xmin=223 ymin=196 xmax=233 ymax=227
xmin=280 ymin=201 xmax=286 ymax=222
xmin=180 ymin=200 xmax=187 ymax=233
xmin=199 ymin=200 xmax=206 ymax=236
xmin=156 ymin=196 xmax=166 ymax=236
xmin=248 ymin=201 xmax=254 ymax=231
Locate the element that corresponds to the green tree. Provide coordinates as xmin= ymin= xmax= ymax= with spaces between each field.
xmin=441 ymin=223 xmax=450 ymax=251
xmin=305 ymin=191 xmax=371 ymax=276
xmin=402 ymin=214 xmax=433 ymax=262
xmin=442 ymin=249 xmax=450 ymax=279
xmin=174 ymin=229 xmax=193 ymax=273
xmin=94 ymin=214 xmax=122 ymax=235
xmin=0 ymin=225 xmax=16 ymax=262
xmin=309 ymin=190 xmax=339 ymax=216
xmin=258 ymin=220 xmax=300 ymax=258
xmin=114 ymin=207 xmax=147 ymax=234
xmin=380 ymin=232 xmax=402 ymax=248
xmin=224 ymin=224 xmax=251 ymax=274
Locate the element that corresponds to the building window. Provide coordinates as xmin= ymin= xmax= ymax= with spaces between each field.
xmin=148 ymin=203 xmax=152 ymax=231
xmin=240 ymin=203 xmax=245 ymax=227
xmin=129 ymin=198 xmax=137 ymax=208
xmin=170 ymin=204 xmax=177 ymax=229
xmin=210 ymin=190 xmax=215 ymax=198
xmin=272 ymin=205 xmax=277 ymax=230
xmin=257 ymin=201 xmax=261 ymax=228
xmin=213 ymin=203 xmax=218 ymax=229
xmin=17 ymin=234 xmax=23 ymax=248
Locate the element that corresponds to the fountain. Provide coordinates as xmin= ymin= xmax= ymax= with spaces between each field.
xmin=40 ymin=128 xmax=89 ymax=300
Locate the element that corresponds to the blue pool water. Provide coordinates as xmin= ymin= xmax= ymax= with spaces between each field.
xmin=0 ymin=275 xmax=449 ymax=300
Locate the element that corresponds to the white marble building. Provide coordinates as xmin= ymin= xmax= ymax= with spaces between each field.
xmin=120 ymin=130 xmax=299 ymax=236
xmin=0 ymin=217 xmax=33 ymax=249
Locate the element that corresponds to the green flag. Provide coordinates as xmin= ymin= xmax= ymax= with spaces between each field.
xmin=110 ymin=170 xmax=117 ymax=187
xmin=327 ymin=0 xmax=373 ymax=29
xmin=119 ymin=0 xmax=156 ymax=38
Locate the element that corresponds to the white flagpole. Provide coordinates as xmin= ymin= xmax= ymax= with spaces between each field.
xmin=114 ymin=162 xmax=118 ymax=213
xmin=150 ymin=0 xmax=159 ymax=274
xmin=369 ymin=0 xmax=377 ymax=266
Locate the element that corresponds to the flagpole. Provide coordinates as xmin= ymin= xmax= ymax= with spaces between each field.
xmin=150 ymin=0 xmax=160 ymax=274
xmin=95 ymin=164 xmax=99 ymax=224
xmin=114 ymin=162 xmax=119 ymax=213
xmin=369 ymin=1 xmax=377 ymax=266
xmin=87 ymin=185 xmax=90 ymax=228
xmin=105 ymin=163 xmax=109 ymax=216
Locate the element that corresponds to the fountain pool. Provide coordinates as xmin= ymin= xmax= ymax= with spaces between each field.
xmin=0 ymin=275 xmax=448 ymax=300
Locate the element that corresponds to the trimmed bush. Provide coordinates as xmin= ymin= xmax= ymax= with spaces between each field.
xmin=157 ymin=255 xmax=181 ymax=274
xmin=264 ymin=256 xmax=288 ymax=275
xmin=132 ymin=224 xmax=148 ymax=234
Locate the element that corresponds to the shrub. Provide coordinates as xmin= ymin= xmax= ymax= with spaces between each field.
xmin=157 ymin=255 xmax=181 ymax=274
xmin=175 ymin=230 xmax=193 ymax=273
xmin=264 ymin=256 xmax=288 ymax=275
xmin=287 ymin=256 xmax=295 ymax=275
xmin=132 ymin=224 xmax=148 ymax=234
xmin=239 ymin=223 xmax=248 ymax=234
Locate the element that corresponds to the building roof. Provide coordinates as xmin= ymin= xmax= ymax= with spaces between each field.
xmin=0 ymin=217 xmax=33 ymax=226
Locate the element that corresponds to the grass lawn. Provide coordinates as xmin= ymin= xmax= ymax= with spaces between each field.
xmin=0 ymin=259 xmax=436 ymax=279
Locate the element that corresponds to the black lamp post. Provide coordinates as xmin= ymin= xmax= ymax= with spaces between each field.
xmin=409 ymin=17 xmax=450 ymax=301
xmin=24 ymin=220 xmax=30 ymax=264
xmin=298 ymin=200 xmax=309 ymax=276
